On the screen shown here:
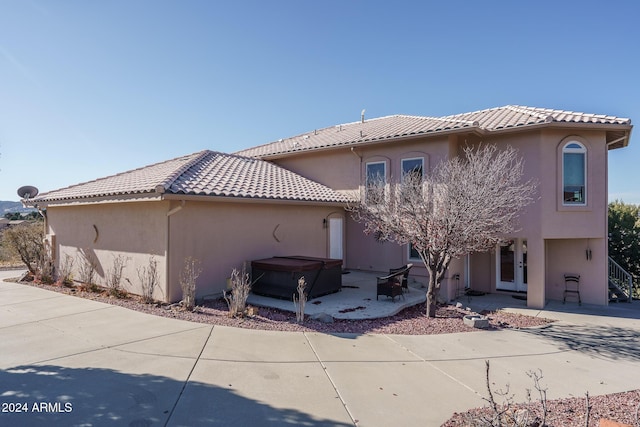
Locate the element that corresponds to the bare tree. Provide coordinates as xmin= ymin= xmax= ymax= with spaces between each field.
xmin=350 ymin=145 xmax=537 ymax=317
xmin=2 ymin=222 xmax=43 ymax=275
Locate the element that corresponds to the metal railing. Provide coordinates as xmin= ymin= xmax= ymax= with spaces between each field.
xmin=608 ymin=257 xmax=633 ymax=303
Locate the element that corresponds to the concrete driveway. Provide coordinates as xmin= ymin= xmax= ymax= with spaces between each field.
xmin=2 ymin=270 xmax=640 ymax=426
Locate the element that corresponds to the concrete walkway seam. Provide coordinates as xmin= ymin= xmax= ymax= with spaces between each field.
xmin=0 ymin=305 xmax=117 ymax=330
xmin=164 ymin=324 xmax=215 ymax=427
xmin=382 ymin=333 xmax=484 ymax=398
xmin=303 ymin=332 xmax=358 ymax=426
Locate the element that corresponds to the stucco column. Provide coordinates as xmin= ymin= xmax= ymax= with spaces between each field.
xmin=526 ymin=238 xmax=545 ymax=309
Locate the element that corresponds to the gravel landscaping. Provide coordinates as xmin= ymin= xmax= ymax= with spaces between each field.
xmin=11 ymin=278 xmax=555 ymax=334
xmin=443 ymin=390 xmax=640 ymax=427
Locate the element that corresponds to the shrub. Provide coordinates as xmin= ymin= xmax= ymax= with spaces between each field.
xmin=293 ymin=276 xmax=307 ymax=323
xmin=56 ymin=254 xmax=75 ymax=286
xmin=467 ymin=360 xmax=549 ymax=427
xmin=106 ymin=254 xmax=128 ymax=297
xmin=36 ymin=241 xmax=55 ymax=284
xmin=137 ymin=256 xmax=160 ymax=304
xmin=224 ymin=264 xmax=252 ymax=318
xmin=180 ymin=257 xmax=201 ymax=311
xmin=77 ymin=249 xmax=99 ymax=292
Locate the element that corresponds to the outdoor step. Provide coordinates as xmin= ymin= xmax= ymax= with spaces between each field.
xmin=608 ymin=280 xmax=630 ymax=302
xmin=608 ymin=287 xmax=629 ymax=302
xmin=609 ymin=296 xmax=629 ymax=303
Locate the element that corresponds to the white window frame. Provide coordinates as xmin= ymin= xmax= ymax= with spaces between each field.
xmin=562 ymin=141 xmax=587 ymax=206
xmin=402 ymin=157 xmax=424 ymax=261
xmin=401 ymin=157 xmax=424 ymax=182
xmin=365 ymin=161 xmax=386 ymax=203
xmin=408 ymin=243 xmax=422 ymax=262
xmin=366 ymin=161 xmax=386 ymax=186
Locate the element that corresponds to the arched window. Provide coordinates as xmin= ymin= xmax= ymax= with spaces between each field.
xmin=401 ymin=157 xmax=424 ymax=181
xmin=365 ymin=161 xmax=386 ymax=203
xmin=562 ymin=141 xmax=586 ymax=205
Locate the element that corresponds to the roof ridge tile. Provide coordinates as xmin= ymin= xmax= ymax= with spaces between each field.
xmin=505 ymin=105 xmax=554 ymax=122
xmin=236 ymin=105 xmax=630 ymax=159
xmin=33 ymin=151 xmax=207 ymax=201
xmin=155 ymin=150 xmax=212 ymax=193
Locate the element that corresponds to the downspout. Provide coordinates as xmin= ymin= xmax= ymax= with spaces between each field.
xmin=35 ymin=206 xmax=52 ymax=269
xmin=165 ymin=199 xmax=185 ymax=303
xmin=35 ymin=205 xmax=47 ymax=231
xmin=347 ymin=147 xmax=364 ymax=268
xmin=167 ymin=200 xmax=185 ymax=217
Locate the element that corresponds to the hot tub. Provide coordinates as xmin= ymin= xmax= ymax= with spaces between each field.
xmin=251 ymin=256 xmax=342 ymax=300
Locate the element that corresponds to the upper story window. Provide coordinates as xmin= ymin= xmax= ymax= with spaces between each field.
xmin=562 ymin=141 xmax=587 ymax=205
xmin=403 ymin=157 xmax=424 ymax=261
xmin=366 ymin=161 xmax=386 ymax=202
xmin=366 ymin=161 xmax=386 ymax=184
xmin=401 ymin=157 xmax=424 ymax=182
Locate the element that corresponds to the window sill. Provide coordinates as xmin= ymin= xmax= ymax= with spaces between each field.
xmin=558 ymin=203 xmax=592 ymax=212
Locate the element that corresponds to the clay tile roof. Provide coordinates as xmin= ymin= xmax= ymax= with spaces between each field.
xmin=236 ymin=105 xmax=631 ymax=158
xmin=236 ymin=114 xmax=475 ymax=158
xmin=30 ymin=151 xmax=351 ymax=204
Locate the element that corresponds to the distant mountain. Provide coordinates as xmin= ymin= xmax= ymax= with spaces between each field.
xmin=0 ymin=201 xmax=36 ymax=215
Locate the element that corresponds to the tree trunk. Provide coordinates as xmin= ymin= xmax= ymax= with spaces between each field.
xmin=425 ymin=266 xmax=438 ymax=317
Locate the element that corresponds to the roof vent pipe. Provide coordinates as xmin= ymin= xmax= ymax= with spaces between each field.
xmin=361 ymin=109 xmax=366 ymax=123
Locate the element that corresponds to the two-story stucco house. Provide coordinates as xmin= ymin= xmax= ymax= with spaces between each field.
xmin=25 ymin=105 xmax=632 ymax=308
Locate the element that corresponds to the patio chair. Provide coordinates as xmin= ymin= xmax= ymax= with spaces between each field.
xmin=562 ymin=274 xmax=581 ymax=305
xmin=388 ymin=263 xmax=413 ymax=293
xmin=376 ymin=264 xmax=412 ymax=302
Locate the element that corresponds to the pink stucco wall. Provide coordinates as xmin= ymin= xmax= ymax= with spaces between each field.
xmin=44 ymin=124 xmax=618 ymax=307
xmin=46 ymin=201 xmax=170 ymax=301
xmin=47 ymin=199 xmax=345 ymax=303
xmin=166 ymin=199 xmax=345 ymax=302
xmin=273 ymin=127 xmax=615 ymax=307
xmin=545 ymin=238 xmax=608 ymax=304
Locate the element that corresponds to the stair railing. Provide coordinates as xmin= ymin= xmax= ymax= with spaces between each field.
xmin=608 ymin=257 xmax=633 ymax=303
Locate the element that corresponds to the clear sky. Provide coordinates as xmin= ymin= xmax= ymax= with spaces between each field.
xmin=1 ymin=1 xmax=639 ymax=203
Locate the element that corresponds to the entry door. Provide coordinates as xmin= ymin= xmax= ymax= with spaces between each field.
xmin=496 ymin=239 xmax=528 ymax=292
xmin=328 ymin=218 xmax=344 ymax=260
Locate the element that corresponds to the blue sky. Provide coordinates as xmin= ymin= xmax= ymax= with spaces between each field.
xmin=1 ymin=1 xmax=639 ymax=203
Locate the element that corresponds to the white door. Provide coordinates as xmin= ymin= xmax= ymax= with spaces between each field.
xmin=496 ymin=239 xmax=528 ymax=292
xmin=329 ymin=218 xmax=343 ymax=260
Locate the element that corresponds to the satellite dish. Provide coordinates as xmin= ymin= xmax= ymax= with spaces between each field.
xmin=17 ymin=185 xmax=39 ymax=199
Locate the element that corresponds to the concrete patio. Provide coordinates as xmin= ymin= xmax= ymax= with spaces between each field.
xmin=247 ymin=268 xmax=640 ymax=322
xmin=247 ymin=269 xmax=427 ymax=320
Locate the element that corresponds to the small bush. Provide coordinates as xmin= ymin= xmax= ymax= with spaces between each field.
xmin=467 ymin=361 xmax=549 ymax=427
xmin=106 ymin=255 xmax=128 ymax=297
xmin=137 ymin=256 xmax=160 ymax=304
xmin=180 ymin=257 xmax=201 ymax=311
xmin=224 ymin=264 xmax=252 ymax=318
xmin=293 ymin=276 xmax=307 ymax=323
xmin=56 ymin=254 xmax=75 ymax=286
xmin=36 ymin=241 xmax=55 ymax=285
xmin=77 ymin=249 xmax=99 ymax=292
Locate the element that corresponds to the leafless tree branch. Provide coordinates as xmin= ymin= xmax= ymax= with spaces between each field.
xmin=349 ymin=144 xmax=537 ymax=316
